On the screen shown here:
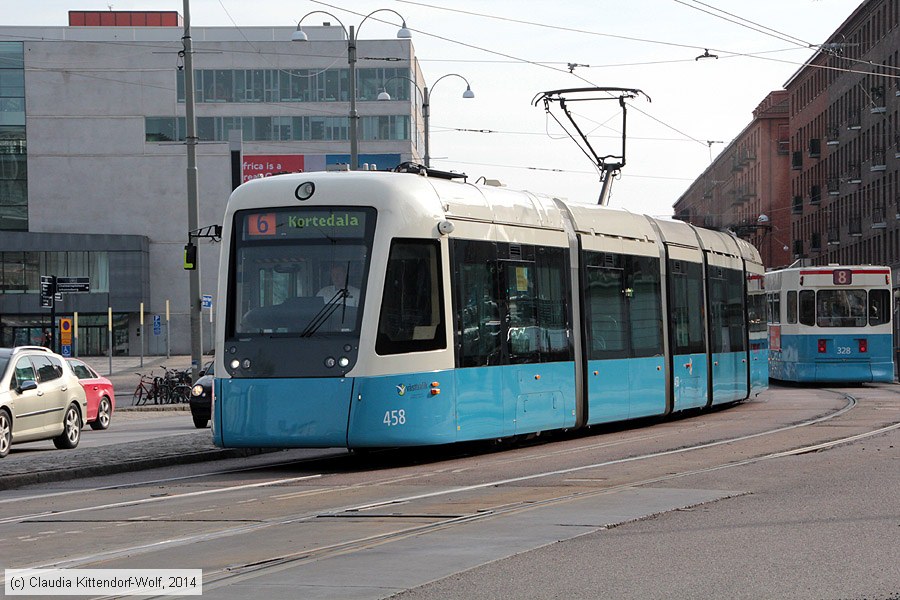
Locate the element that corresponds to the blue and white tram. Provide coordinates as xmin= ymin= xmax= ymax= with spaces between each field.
xmin=766 ymin=265 xmax=893 ymax=383
xmin=212 ymin=171 xmax=766 ymax=449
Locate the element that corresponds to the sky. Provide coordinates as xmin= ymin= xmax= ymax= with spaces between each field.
xmin=4 ymin=0 xmax=861 ymax=218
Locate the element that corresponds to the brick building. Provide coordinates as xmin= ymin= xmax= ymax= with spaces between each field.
xmin=673 ymin=91 xmax=792 ymax=269
xmin=786 ymin=0 xmax=899 ymax=275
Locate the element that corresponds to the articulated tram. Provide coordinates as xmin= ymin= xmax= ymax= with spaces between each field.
xmin=212 ymin=170 xmax=766 ymax=449
xmin=766 ymin=265 xmax=893 ymax=383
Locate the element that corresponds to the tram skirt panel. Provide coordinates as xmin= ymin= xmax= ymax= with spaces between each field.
xmin=214 ymin=377 xmax=354 ymax=448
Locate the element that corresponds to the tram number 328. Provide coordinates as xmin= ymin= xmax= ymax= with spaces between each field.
xmin=384 ymin=409 xmax=407 ymax=426
xmin=837 ymin=346 xmax=852 ymax=355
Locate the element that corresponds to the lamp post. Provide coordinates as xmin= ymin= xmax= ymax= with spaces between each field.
xmin=292 ymin=9 xmax=411 ymax=171
xmin=378 ymin=73 xmax=474 ymax=168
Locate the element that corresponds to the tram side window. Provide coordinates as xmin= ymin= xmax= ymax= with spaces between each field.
xmin=584 ymin=254 xmax=626 ymax=359
xmin=767 ymin=292 xmax=781 ymax=324
xmin=503 ymin=246 xmax=571 ymax=364
xmin=786 ymin=291 xmax=798 ymax=323
xmin=799 ymin=290 xmax=815 ymax=325
xmin=453 ymin=240 xmax=502 ymax=367
xmin=533 ymin=246 xmax=571 ymax=362
xmin=869 ymin=289 xmax=890 ymax=325
xmin=725 ymin=268 xmax=746 ymax=353
xmin=629 ymin=256 xmax=663 ymax=357
xmin=584 ymin=252 xmax=663 ymax=359
xmin=375 ymin=239 xmax=445 ymax=355
xmin=708 ymin=270 xmax=727 ymax=354
xmin=747 ymin=292 xmax=766 ymax=333
xmin=669 ymin=261 xmax=706 ymax=355
xmin=453 ymin=240 xmax=571 ymax=367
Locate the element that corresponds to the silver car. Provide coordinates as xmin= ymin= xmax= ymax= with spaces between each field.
xmin=0 ymin=346 xmax=88 ymax=458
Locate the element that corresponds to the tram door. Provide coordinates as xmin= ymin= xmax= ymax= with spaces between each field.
xmin=499 ymin=253 xmax=571 ymax=435
xmin=667 ymin=257 xmax=708 ymax=410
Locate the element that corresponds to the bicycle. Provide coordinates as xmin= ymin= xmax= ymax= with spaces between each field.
xmin=132 ymin=372 xmax=156 ymax=406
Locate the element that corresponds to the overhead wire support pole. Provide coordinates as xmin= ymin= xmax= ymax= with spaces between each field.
xmin=183 ymin=0 xmax=203 ymax=381
xmin=533 ymin=87 xmax=649 ymax=206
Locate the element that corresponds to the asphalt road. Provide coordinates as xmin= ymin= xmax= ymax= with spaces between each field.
xmin=1 ymin=382 xmax=898 ymax=599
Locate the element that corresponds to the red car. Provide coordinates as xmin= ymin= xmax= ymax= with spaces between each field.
xmin=66 ymin=358 xmax=114 ymax=430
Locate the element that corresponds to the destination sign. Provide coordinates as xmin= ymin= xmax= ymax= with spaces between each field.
xmin=241 ymin=209 xmax=371 ymax=241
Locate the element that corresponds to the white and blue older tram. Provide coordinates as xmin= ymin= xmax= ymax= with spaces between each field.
xmin=212 ymin=171 xmax=766 ymax=449
xmin=766 ymin=265 xmax=893 ymax=383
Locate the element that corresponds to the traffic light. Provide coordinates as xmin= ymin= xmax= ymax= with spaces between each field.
xmin=184 ymin=242 xmax=197 ymax=270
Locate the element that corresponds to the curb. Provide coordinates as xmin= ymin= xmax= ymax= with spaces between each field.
xmin=0 ymin=437 xmax=278 ymax=491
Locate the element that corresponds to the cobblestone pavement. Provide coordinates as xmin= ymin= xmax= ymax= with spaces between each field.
xmin=0 ymin=426 xmax=271 ymax=490
xmin=0 ymin=354 xmax=268 ymax=491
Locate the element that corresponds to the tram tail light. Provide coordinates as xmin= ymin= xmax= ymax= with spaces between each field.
xmin=817 ymin=339 xmax=827 ymax=353
xmin=858 ymin=339 xmax=868 ymax=353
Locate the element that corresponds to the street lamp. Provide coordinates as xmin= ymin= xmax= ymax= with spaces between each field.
xmin=292 ymin=9 xmax=411 ymax=171
xmin=377 ymin=74 xmax=474 ymax=168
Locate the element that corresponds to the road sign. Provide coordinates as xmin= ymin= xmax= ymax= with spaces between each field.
xmin=60 ymin=318 xmax=73 ymax=346
xmin=56 ymin=277 xmax=90 ymax=293
xmin=40 ymin=275 xmax=55 ymax=308
xmin=153 ymin=314 xmax=162 ymax=335
xmin=202 ymin=294 xmax=213 ymax=309
xmin=61 ymin=344 xmax=71 ymax=357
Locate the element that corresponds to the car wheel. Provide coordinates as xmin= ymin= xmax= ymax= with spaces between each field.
xmin=91 ymin=397 xmax=112 ymax=431
xmin=53 ymin=403 xmax=82 ymax=450
xmin=0 ymin=409 xmax=11 ymax=458
xmin=192 ymin=414 xmax=210 ymax=429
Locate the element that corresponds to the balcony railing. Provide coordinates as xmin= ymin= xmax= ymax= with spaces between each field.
xmin=826 ymin=126 xmax=840 ymax=146
xmin=827 ymin=228 xmax=840 ymax=245
xmin=827 ymin=178 xmax=840 ymax=195
xmin=849 ymin=216 xmax=862 ymax=236
xmin=847 ymin=164 xmax=861 ymax=184
xmin=873 ymin=207 xmax=886 ymax=229
xmin=848 ymin=108 xmax=861 ymax=130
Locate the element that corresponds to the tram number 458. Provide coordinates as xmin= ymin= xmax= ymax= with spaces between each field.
xmin=383 ymin=409 xmax=407 ymax=426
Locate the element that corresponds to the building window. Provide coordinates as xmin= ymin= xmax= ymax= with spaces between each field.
xmin=0 ymin=41 xmax=26 ymax=231
xmin=146 ymin=115 xmax=410 ymax=143
xmin=808 ymin=138 xmax=821 ymax=157
xmin=0 ymin=251 xmax=109 ymax=294
xmin=178 ymin=67 xmax=412 ymax=104
xmin=791 ymin=151 xmax=802 ymax=170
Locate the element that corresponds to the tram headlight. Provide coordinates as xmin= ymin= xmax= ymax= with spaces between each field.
xmin=230 ymin=359 xmax=240 ymax=370
xmin=324 ymin=357 xmax=336 ymax=368
xmin=338 ymin=356 xmax=350 ymax=368
xmin=295 ymin=181 xmax=315 ymax=201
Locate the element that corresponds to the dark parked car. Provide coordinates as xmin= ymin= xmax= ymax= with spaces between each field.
xmin=190 ymin=360 xmax=214 ymax=428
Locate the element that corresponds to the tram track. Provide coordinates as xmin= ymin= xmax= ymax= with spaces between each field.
xmin=145 ymin=388 xmax=900 ymax=597
xmin=4 ymin=385 xmax=891 ymax=591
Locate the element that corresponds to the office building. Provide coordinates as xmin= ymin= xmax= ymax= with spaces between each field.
xmin=0 ymin=10 xmax=423 ymax=355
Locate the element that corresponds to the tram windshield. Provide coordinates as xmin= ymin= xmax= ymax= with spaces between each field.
xmin=230 ymin=207 xmax=376 ymax=336
xmin=809 ymin=288 xmax=889 ymax=328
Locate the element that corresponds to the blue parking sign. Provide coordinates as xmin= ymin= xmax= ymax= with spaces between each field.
xmin=152 ymin=314 xmax=162 ymax=335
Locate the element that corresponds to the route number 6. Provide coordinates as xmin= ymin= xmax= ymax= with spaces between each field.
xmin=383 ymin=409 xmax=406 ymax=426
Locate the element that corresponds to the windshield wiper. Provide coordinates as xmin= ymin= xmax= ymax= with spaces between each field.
xmin=300 ymin=262 xmax=352 ymax=338
xmin=300 ymin=289 xmax=348 ymax=337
